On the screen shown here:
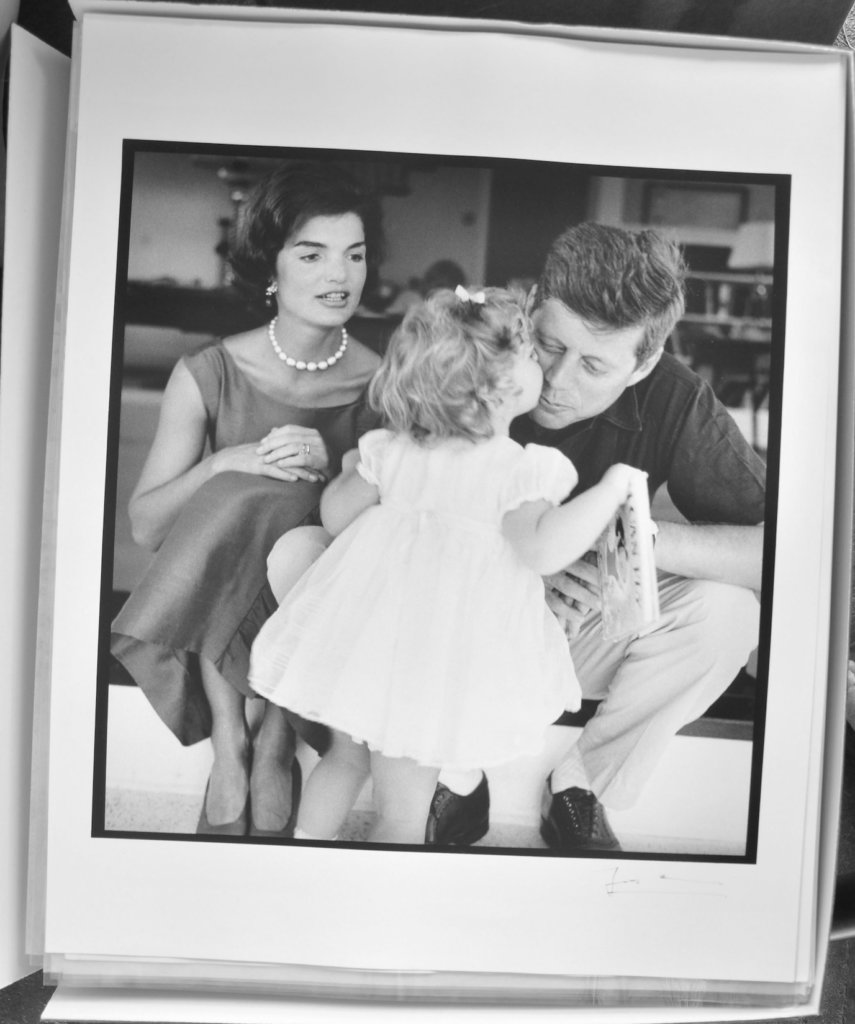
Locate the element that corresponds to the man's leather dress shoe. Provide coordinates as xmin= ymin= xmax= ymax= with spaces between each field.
xmin=540 ymin=782 xmax=621 ymax=852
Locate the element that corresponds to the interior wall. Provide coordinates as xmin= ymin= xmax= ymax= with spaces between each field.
xmin=125 ymin=157 xmax=777 ymax=298
xmin=127 ymin=152 xmax=234 ymax=288
xmin=125 ymin=154 xmax=493 ymax=294
xmin=382 ymin=166 xmax=492 ymax=288
xmin=590 ymin=176 xmax=776 ymax=250
xmin=485 ymin=164 xmax=592 ymax=288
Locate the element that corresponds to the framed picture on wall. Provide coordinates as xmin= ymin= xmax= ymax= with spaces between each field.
xmin=642 ymin=182 xmax=748 ymax=229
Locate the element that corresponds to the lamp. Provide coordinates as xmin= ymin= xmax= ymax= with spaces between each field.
xmin=727 ymin=221 xmax=775 ymax=322
xmin=727 ymin=221 xmax=775 ymax=271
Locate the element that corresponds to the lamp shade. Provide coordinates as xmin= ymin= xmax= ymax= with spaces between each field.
xmin=727 ymin=221 xmax=775 ymax=270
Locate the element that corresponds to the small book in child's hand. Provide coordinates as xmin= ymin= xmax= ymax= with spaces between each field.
xmin=597 ymin=468 xmax=660 ymax=642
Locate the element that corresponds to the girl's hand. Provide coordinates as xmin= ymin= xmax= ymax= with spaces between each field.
xmin=601 ymin=462 xmax=638 ymax=503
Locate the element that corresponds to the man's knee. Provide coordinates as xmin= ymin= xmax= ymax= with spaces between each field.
xmin=661 ymin=576 xmax=759 ymax=665
xmin=694 ymin=579 xmax=759 ymax=653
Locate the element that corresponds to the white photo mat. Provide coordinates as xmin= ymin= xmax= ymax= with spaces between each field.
xmin=35 ymin=7 xmax=848 ymax=995
xmin=0 ymin=25 xmax=68 ymax=990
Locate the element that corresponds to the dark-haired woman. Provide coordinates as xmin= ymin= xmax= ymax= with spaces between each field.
xmin=111 ymin=163 xmax=382 ymax=837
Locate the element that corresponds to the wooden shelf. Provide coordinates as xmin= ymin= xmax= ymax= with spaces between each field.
xmin=680 ymin=313 xmax=772 ymax=333
xmin=686 ymin=270 xmax=773 ymax=286
xmin=683 ymin=268 xmax=774 ymax=339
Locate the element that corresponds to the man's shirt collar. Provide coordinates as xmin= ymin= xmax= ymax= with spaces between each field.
xmin=513 ymin=379 xmax=647 ymax=447
xmin=599 ymin=383 xmax=643 ymax=432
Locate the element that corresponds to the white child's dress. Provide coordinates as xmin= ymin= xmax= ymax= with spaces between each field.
xmin=250 ymin=429 xmax=582 ymax=771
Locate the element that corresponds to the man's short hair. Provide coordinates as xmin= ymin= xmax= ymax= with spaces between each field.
xmin=535 ymin=223 xmax=686 ymax=365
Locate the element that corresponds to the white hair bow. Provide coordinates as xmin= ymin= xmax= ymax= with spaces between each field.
xmin=454 ymin=284 xmax=486 ymax=305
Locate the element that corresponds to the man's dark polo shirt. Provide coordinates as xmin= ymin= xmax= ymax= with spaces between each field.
xmin=511 ymin=352 xmax=766 ymax=526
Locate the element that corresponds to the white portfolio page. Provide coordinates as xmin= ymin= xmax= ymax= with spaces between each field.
xmin=36 ymin=8 xmax=848 ymax=993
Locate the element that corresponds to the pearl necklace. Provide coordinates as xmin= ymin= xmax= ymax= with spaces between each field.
xmin=267 ymin=317 xmax=348 ymax=372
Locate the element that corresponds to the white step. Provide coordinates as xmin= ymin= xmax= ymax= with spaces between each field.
xmin=105 ymin=685 xmax=751 ymax=856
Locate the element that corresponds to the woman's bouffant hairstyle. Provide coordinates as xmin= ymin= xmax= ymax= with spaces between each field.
xmin=535 ymin=222 xmax=686 ymax=365
xmin=229 ymin=161 xmax=383 ymax=307
xmin=369 ymin=287 xmax=531 ymax=444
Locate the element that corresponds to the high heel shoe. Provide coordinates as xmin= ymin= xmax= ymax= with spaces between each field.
xmin=248 ymin=758 xmax=302 ymax=839
xmin=196 ymin=777 xmax=250 ymax=836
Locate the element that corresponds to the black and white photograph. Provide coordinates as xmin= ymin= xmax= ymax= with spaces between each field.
xmin=19 ymin=9 xmax=848 ymax=998
xmin=98 ymin=145 xmax=783 ymax=861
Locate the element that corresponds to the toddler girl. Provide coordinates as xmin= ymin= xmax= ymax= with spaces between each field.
xmin=249 ymin=286 xmax=637 ymax=845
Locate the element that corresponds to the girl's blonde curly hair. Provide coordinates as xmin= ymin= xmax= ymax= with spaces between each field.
xmin=369 ymin=287 xmax=531 ymax=444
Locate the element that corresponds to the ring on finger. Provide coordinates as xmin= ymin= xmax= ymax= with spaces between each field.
xmin=300 ymin=443 xmax=311 ymax=458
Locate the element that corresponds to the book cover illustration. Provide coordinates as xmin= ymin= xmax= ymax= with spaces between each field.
xmin=597 ymin=468 xmax=660 ymax=642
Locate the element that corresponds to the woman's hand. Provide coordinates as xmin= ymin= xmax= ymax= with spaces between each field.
xmin=258 ymin=425 xmax=330 ymax=482
xmin=211 ymin=426 xmax=330 ymax=484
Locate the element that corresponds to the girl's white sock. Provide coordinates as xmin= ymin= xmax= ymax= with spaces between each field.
xmin=436 ymin=768 xmax=483 ymax=796
xmin=294 ymin=827 xmax=338 ymax=841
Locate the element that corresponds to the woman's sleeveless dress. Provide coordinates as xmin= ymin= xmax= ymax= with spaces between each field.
xmin=111 ymin=343 xmax=377 ymax=746
xmin=250 ymin=430 xmax=583 ymax=771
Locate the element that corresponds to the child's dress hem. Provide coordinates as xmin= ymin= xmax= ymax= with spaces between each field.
xmin=250 ymin=430 xmax=583 ymax=768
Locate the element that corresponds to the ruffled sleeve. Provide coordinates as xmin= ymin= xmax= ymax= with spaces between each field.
xmin=355 ymin=428 xmax=395 ymax=486
xmin=501 ymin=443 xmax=578 ymax=513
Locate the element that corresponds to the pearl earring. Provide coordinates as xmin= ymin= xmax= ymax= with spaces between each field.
xmin=265 ymin=281 xmax=278 ymax=306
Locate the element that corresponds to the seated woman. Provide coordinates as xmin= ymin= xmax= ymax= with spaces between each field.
xmin=111 ymin=161 xmax=382 ymax=837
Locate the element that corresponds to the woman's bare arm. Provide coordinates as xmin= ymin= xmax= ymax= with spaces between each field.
xmin=128 ymin=361 xmax=316 ymax=550
xmin=128 ymin=362 xmax=217 ymax=550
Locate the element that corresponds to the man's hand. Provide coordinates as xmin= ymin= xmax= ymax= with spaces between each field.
xmin=544 ymin=552 xmax=601 ymax=640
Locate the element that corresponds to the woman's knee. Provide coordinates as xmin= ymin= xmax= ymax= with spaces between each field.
xmin=266 ymin=526 xmax=332 ymax=601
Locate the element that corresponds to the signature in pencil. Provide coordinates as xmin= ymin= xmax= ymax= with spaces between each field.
xmin=605 ymin=867 xmax=726 ymax=898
